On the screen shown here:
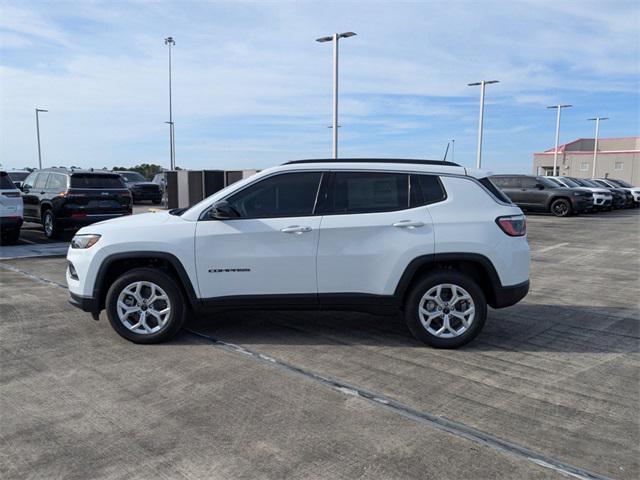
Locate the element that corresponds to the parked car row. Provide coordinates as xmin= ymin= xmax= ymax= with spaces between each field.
xmin=490 ymin=174 xmax=639 ymax=217
xmin=1 ymin=168 xmax=133 ymax=243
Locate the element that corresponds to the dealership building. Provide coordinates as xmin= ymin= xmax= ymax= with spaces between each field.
xmin=532 ymin=136 xmax=640 ymax=184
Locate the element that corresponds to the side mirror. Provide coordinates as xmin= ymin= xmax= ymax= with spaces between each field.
xmin=209 ymin=201 xmax=239 ymax=220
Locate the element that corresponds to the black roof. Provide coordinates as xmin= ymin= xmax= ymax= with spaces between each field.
xmin=38 ymin=167 xmax=120 ymax=176
xmin=284 ymin=158 xmax=460 ymax=167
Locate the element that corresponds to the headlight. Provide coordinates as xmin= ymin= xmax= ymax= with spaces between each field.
xmin=71 ymin=234 xmax=101 ymax=249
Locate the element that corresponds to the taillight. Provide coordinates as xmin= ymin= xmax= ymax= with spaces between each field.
xmin=496 ymin=215 xmax=526 ymax=237
xmin=2 ymin=191 xmax=21 ymax=197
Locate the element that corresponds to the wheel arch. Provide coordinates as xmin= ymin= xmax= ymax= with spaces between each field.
xmin=94 ymin=251 xmax=199 ymax=311
xmin=395 ymin=253 xmax=504 ymax=309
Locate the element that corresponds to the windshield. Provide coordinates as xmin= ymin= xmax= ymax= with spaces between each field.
xmin=592 ymin=179 xmax=611 ymax=188
xmin=119 ymin=172 xmax=146 ymax=182
xmin=574 ymin=178 xmax=597 ymax=188
xmin=545 ymin=178 xmax=565 ymax=187
xmin=536 ymin=177 xmax=560 ymax=188
xmin=557 ymin=177 xmax=581 ymax=187
xmin=608 ymin=179 xmax=633 ymax=188
xmin=7 ymin=171 xmax=30 ymax=182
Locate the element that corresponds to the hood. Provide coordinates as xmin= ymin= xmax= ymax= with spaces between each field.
xmin=76 ymin=210 xmax=175 ymax=234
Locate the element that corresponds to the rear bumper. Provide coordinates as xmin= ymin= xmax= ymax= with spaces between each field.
xmin=490 ymin=280 xmax=530 ymax=309
xmin=0 ymin=216 xmax=23 ymax=231
xmin=59 ymin=213 xmax=130 ymax=228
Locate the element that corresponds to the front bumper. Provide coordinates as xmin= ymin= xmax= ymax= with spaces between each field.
xmin=68 ymin=291 xmax=100 ymax=319
xmin=491 ymin=280 xmax=530 ymax=309
xmin=571 ymin=196 xmax=592 ymax=211
xmin=132 ymin=190 xmax=162 ymax=201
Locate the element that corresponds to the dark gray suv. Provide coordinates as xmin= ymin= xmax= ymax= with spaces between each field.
xmin=491 ymin=175 xmax=592 ymax=217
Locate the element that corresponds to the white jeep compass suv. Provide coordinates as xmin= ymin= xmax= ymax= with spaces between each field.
xmin=67 ymin=159 xmax=530 ymax=348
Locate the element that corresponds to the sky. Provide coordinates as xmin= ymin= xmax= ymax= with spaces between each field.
xmin=1 ymin=0 xmax=639 ymax=173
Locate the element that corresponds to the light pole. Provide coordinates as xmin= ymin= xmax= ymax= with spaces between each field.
xmin=35 ymin=108 xmax=48 ymax=170
xmin=467 ymin=80 xmax=499 ymax=169
xmin=316 ymin=32 xmax=356 ymax=159
xmin=588 ymin=117 xmax=609 ymax=178
xmin=546 ymin=104 xmax=572 ymax=175
xmin=165 ymin=36 xmax=176 ymax=170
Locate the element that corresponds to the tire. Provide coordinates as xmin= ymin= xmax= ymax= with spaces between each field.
xmin=42 ymin=209 xmax=62 ymax=239
xmin=106 ymin=267 xmax=186 ymax=344
xmin=405 ymin=271 xmax=487 ymax=349
xmin=550 ymin=198 xmax=572 ymax=217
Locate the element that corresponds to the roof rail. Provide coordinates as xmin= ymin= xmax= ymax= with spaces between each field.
xmin=283 ymin=158 xmax=460 ymax=167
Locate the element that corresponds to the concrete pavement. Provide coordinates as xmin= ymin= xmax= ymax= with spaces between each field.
xmin=1 ymin=209 xmax=638 ymax=479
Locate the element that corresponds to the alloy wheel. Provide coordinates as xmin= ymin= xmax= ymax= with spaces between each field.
xmin=418 ymin=283 xmax=475 ymax=338
xmin=116 ymin=281 xmax=172 ymax=335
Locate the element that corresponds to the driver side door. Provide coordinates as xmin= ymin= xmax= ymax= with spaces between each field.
xmin=194 ymin=171 xmax=324 ymax=303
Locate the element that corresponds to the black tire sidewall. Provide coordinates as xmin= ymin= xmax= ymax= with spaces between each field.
xmin=405 ymin=271 xmax=487 ymax=348
xmin=106 ymin=267 xmax=185 ymax=344
xmin=550 ymin=198 xmax=571 ymax=217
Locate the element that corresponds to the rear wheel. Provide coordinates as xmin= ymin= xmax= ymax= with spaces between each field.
xmin=550 ymin=198 xmax=572 ymax=217
xmin=42 ymin=209 xmax=62 ymax=239
xmin=405 ymin=271 xmax=487 ymax=348
xmin=106 ymin=268 xmax=186 ymax=344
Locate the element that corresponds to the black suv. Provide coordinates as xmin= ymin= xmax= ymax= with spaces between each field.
xmin=116 ymin=171 xmax=162 ymax=204
xmin=21 ymin=169 xmax=132 ymax=238
xmin=490 ymin=175 xmax=592 ymax=217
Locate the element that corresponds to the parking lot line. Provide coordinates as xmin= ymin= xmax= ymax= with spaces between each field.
xmin=0 ymin=260 xmax=616 ymax=480
xmin=533 ymin=242 xmax=570 ymax=254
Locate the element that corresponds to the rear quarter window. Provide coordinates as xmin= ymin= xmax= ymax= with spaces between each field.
xmin=71 ymin=174 xmax=126 ymax=189
xmin=479 ymin=177 xmax=512 ymax=203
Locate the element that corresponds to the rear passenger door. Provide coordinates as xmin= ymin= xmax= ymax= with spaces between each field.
xmin=316 ymin=172 xmax=438 ymax=300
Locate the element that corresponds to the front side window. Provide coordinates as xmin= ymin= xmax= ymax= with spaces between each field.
xmin=34 ymin=173 xmax=49 ymax=190
xmin=326 ymin=172 xmax=409 ymax=214
xmin=226 ymin=172 xmax=322 ymax=218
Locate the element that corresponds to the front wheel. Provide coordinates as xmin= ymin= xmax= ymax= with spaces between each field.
xmin=405 ymin=271 xmax=487 ymax=348
xmin=106 ymin=268 xmax=186 ymax=344
xmin=550 ymin=198 xmax=572 ymax=217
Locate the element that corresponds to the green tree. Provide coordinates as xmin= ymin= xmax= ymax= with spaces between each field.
xmin=112 ymin=163 xmax=165 ymax=179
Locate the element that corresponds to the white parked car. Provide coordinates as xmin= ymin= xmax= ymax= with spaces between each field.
xmin=548 ymin=176 xmax=613 ymax=211
xmin=595 ymin=178 xmax=640 ymax=206
xmin=66 ymin=159 xmax=531 ymax=348
xmin=0 ymin=171 xmax=24 ymax=244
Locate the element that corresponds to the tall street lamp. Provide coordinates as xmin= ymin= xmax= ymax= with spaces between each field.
xmin=316 ymin=31 xmax=356 ymax=159
xmin=546 ymin=104 xmax=572 ymax=175
xmin=165 ymin=36 xmax=176 ymax=170
xmin=588 ymin=116 xmax=609 ymax=178
xmin=35 ymin=108 xmax=48 ymax=170
xmin=467 ymin=80 xmax=499 ymax=169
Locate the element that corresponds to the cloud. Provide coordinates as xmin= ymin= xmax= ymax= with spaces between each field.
xmin=0 ymin=0 xmax=638 ymax=171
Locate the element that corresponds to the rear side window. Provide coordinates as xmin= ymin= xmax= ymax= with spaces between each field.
xmin=46 ymin=173 xmax=67 ymax=191
xmin=410 ymin=174 xmax=446 ymax=207
xmin=1 ymin=172 xmax=16 ymax=189
xmin=479 ymin=177 xmax=511 ymax=203
xmin=491 ymin=176 xmax=521 ymax=188
xmin=227 ymin=172 xmax=322 ymax=218
xmin=34 ymin=173 xmax=49 ymax=190
xmin=70 ymin=174 xmax=126 ymax=189
xmin=327 ymin=172 xmax=409 ymax=214
xmin=22 ymin=173 xmax=36 ymax=189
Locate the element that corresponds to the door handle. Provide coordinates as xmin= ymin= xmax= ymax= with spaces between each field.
xmin=392 ymin=220 xmax=425 ymax=229
xmin=281 ymin=225 xmax=312 ymax=234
